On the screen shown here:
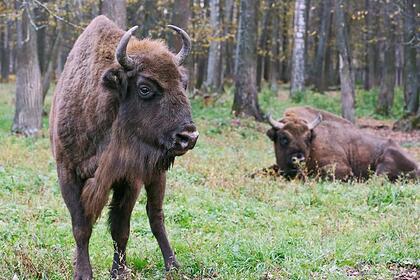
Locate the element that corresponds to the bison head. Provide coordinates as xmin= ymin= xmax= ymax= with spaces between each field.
xmin=102 ymin=25 xmax=198 ymax=170
xmin=266 ymin=114 xmax=322 ymax=178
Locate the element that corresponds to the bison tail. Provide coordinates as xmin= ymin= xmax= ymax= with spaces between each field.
xmin=81 ymin=177 xmax=111 ymax=222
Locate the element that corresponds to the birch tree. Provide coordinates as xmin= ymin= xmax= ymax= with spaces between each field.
xmin=290 ymin=0 xmax=306 ymax=98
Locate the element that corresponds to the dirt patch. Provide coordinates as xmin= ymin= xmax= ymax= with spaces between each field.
xmin=345 ymin=263 xmax=372 ymax=278
xmin=389 ymin=263 xmax=419 ymax=280
xmin=345 ymin=263 xmax=419 ymax=279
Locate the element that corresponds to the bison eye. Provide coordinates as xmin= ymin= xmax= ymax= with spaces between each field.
xmin=138 ymin=85 xmax=153 ymax=98
xmin=279 ymin=137 xmax=289 ymax=147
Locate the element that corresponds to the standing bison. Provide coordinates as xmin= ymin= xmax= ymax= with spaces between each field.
xmin=266 ymin=106 xmax=419 ymax=181
xmin=50 ymin=16 xmax=198 ymax=279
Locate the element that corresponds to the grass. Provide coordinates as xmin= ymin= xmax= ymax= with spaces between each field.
xmin=0 ymin=82 xmax=418 ymax=279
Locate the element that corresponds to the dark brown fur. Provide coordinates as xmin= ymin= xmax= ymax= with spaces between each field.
xmin=266 ymin=106 xmax=419 ymax=181
xmin=50 ymin=16 xmax=197 ymax=279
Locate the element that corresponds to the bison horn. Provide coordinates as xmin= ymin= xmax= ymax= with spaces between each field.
xmin=268 ymin=114 xmax=285 ymax=129
xmin=167 ymin=25 xmax=192 ymax=65
xmin=116 ymin=25 xmax=138 ymax=70
xmin=307 ymin=114 xmax=323 ymax=130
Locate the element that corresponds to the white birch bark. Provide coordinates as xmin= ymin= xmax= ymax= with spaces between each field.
xmin=290 ymin=0 xmax=306 ymax=98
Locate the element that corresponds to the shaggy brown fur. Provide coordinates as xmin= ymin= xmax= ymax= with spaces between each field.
xmin=266 ymin=106 xmax=419 ymax=181
xmin=50 ymin=16 xmax=197 ymax=279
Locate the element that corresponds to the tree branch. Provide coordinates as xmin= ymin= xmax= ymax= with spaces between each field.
xmin=32 ymin=0 xmax=84 ymax=30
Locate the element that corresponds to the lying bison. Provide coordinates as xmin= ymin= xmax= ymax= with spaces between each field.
xmin=266 ymin=106 xmax=419 ymax=181
xmin=50 ymin=16 xmax=198 ymax=279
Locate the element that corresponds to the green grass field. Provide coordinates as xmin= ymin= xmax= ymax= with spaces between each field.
xmin=0 ymin=83 xmax=418 ymax=279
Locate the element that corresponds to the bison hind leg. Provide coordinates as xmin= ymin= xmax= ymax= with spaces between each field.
xmin=376 ymin=147 xmax=418 ymax=181
xmin=57 ymin=166 xmax=93 ymax=279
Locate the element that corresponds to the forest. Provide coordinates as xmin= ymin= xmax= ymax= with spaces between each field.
xmin=0 ymin=0 xmax=419 ymax=279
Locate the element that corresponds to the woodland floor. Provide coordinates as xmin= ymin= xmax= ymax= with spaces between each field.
xmin=0 ymin=83 xmax=419 ymax=279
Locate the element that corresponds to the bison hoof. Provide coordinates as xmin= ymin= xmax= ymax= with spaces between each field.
xmin=73 ymin=270 xmax=93 ymax=280
xmin=111 ymin=265 xmax=131 ymax=280
xmin=73 ymin=261 xmax=93 ymax=279
xmin=165 ymin=258 xmax=180 ymax=272
xmin=111 ymin=267 xmax=131 ymax=280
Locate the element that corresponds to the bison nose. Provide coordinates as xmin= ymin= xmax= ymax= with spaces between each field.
xmin=175 ymin=125 xmax=199 ymax=153
xmin=291 ymin=153 xmax=305 ymax=165
xmin=176 ymin=131 xmax=199 ymax=149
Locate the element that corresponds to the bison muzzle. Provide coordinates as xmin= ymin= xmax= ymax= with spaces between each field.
xmin=50 ymin=16 xmax=198 ymax=279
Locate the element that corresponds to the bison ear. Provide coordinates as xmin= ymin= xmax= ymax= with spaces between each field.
xmin=266 ymin=128 xmax=276 ymax=141
xmin=102 ymin=68 xmax=128 ymax=100
xmin=180 ymin=67 xmax=189 ymax=90
xmin=308 ymin=129 xmax=316 ymax=143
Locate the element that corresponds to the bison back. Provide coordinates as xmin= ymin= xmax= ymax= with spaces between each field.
xmin=50 ymin=16 xmax=123 ymax=166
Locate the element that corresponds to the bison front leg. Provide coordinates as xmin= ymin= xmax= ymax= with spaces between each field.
xmin=145 ymin=173 xmax=179 ymax=271
xmin=57 ymin=166 xmax=93 ymax=280
xmin=109 ymin=181 xmax=141 ymax=279
xmin=319 ymin=163 xmax=353 ymax=181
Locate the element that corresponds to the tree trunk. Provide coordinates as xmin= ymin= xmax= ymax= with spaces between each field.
xmin=334 ymin=0 xmax=355 ymax=123
xmin=324 ymin=38 xmax=332 ymax=88
xmin=376 ymin=2 xmax=396 ymax=116
xmin=192 ymin=0 xmax=208 ymax=90
xmin=169 ymin=0 xmax=192 ymax=86
xmin=403 ymin=0 xmax=418 ymax=115
xmin=169 ymin=0 xmax=191 ymax=52
xmin=395 ymin=39 xmax=403 ymax=87
xmin=364 ymin=0 xmax=378 ymax=90
xmin=195 ymin=55 xmax=207 ymax=90
xmin=232 ymin=0 xmax=262 ymax=120
xmin=1 ymin=21 xmax=10 ymax=82
xmin=257 ymin=0 xmax=274 ymax=90
xmin=101 ymin=0 xmax=126 ymax=29
xmin=280 ymin=4 xmax=289 ymax=82
xmin=12 ymin=3 xmax=43 ymax=136
xmin=42 ymin=29 xmax=62 ymax=102
xmin=270 ymin=10 xmax=280 ymax=92
xmin=290 ymin=0 xmax=307 ymax=98
xmin=312 ymin=0 xmax=332 ymax=92
xmin=35 ymin=2 xmax=49 ymax=75
xmin=303 ymin=0 xmax=311 ymax=84
xmin=221 ymin=0 xmax=235 ymax=82
xmin=204 ymin=0 xmax=222 ymax=92
xmin=141 ymin=0 xmax=157 ymax=37
xmin=55 ymin=37 xmax=64 ymax=80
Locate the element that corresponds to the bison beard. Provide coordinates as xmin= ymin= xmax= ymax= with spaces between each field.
xmin=81 ymin=137 xmax=176 ymax=222
xmin=50 ymin=16 xmax=198 ymax=279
